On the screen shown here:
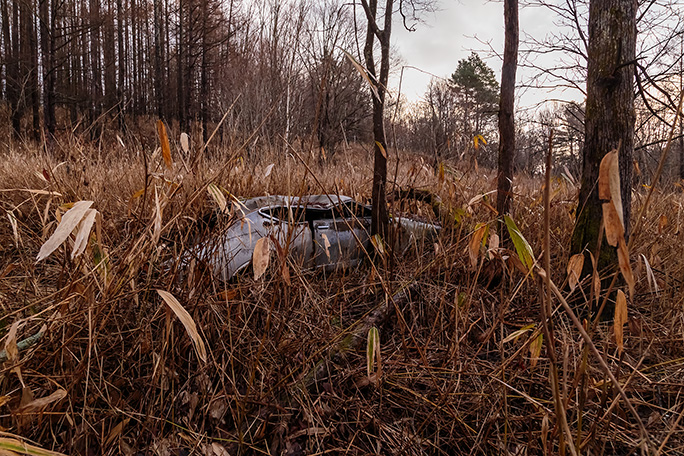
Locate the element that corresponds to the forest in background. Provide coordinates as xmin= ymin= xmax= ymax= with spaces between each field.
xmin=0 ymin=0 xmax=683 ymax=176
xmin=2 ymin=0 xmax=684 ymax=455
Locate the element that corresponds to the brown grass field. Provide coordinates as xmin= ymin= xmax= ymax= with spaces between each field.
xmin=1 ymin=132 xmax=684 ymax=455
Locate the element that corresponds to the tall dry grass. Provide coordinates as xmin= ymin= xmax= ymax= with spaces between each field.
xmin=1 ymin=132 xmax=684 ymax=455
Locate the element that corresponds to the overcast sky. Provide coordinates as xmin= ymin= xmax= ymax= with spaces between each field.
xmin=390 ymin=0 xmax=586 ymax=111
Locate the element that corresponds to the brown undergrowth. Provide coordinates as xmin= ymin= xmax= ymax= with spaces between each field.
xmin=1 ymin=136 xmax=684 ymax=455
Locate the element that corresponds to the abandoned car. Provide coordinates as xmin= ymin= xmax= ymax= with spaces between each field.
xmin=186 ymin=194 xmax=441 ymax=281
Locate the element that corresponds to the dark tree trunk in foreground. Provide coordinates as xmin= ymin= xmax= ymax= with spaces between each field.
xmin=360 ymin=0 xmax=393 ymax=238
xmin=496 ymin=0 xmax=518 ymax=222
xmin=570 ymin=0 xmax=637 ymax=273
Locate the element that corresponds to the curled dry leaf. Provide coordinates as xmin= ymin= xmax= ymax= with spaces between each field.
xmin=341 ymin=48 xmax=380 ymax=101
xmin=17 ymin=389 xmax=67 ymax=413
xmin=4 ymin=321 xmax=19 ymax=363
xmin=598 ymin=149 xmax=624 ymax=228
xmin=180 ymin=132 xmax=190 ymax=153
xmin=567 ymin=253 xmax=584 ymax=293
xmin=7 ymin=211 xmax=19 ymax=248
xmin=252 ymin=237 xmax=271 ymax=280
xmin=264 ymin=163 xmax=274 ymax=178
xmin=658 ymin=214 xmax=667 ymax=235
xmin=529 ymin=333 xmax=543 ymax=369
xmin=641 ymin=254 xmax=658 ymax=294
xmin=601 ymin=202 xmax=624 ymax=247
xmin=71 ymin=209 xmax=98 ymax=259
xmin=156 ymin=290 xmax=208 ymax=363
xmin=366 ymin=326 xmax=382 ymax=385
xmin=152 ymin=188 xmax=162 ymax=245
xmin=614 ymin=290 xmax=628 ymax=355
xmin=207 ymin=184 xmax=227 ymax=213
xmin=36 ymin=201 xmax=94 ymax=262
xmin=468 ymin=224 xmax=487 ymax=269
xmin=618 ymin=239 xmax=635 ymax=300
xmin=157 ymin=120 xmax=173 ymax=170
xmin=321 ymin=233 xmax=331 ymax=261
xmin=487 ymin=232 xmax=500 ymax=260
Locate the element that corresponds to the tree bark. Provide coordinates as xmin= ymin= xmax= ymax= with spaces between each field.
xmin=40 ymin=0 xmax=57 ymax=139
xmin=570 ymin=0 xmax=637 ymax=275
xmin=496 ymin=0 xmax=518 ymax=222
xmin=360 ymin=0 xmax=392 ymax=239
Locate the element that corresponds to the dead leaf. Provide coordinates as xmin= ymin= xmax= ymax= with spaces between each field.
xmin=153 ymin=188 xmax=162 ymax=245
xmin=104 ymin=418 xmax=131 ymax=448
xmin=207 ymin=184 xmax=227 ymax=213
xmin=567 ymin=253 xmax=584 ymax=293
xmin=601 ymin=202 xmax=624 ymax=247
xmin=180 ymin=133 xmax=190 ymax=153
xmin=321 ymin=233 xmax=331 ymax=261
xmin=4 ymin=321 xmax=19 ymax=363
xmin=17 ymin=389 xmax=67 ymax=413
xmin=157 ymin=120 xmax=173 ymax=170
xmin=529 ymin=333 xmax=543 ymax=368
xmin=375 ymin=141 xmax=387 ymax=159
xmin=618 ymin=239 xmax=635 ymax=300
xmin=264 ymin=163 xmax=274 ymax=178
xmin=0 ymin=437 xmax=67 ymax=456
xmin=614 ymin=290 xmax=628 ymax=355
xmin=658 ymin=214 xmax=667 ymax=235
xmin=71 ymin=209 xmax=98 ymax=259
xmin=156 ymin=290 xmax=208 ymax=363
xmin=598 ymin=149 xmax=623 ymax=228
xmin=36 ymin=201 xmax=94 ymax=262
xmin=468 ymin=224 xmax=487 ymax=269
xmin=252 ymin=238 xmax=271 ymax=280
xmin=211 ymin=443 xmax=230 ymax=456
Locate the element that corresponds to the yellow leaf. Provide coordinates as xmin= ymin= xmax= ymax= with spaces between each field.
xmin=207 ymin=184 xmax=227 ymax=213
xmin=0 ymin=436 xmax=67 ymax=456
xmin=375 ymin=141 xmax=387 ymax=159
xmin=529 ymin=333 xmax=543 ymax=368
xmin=614 ymin=290 xmax=628 ymax=355
xmin=366 ymin=326 xmax=382 ymax=385
xmin=567 ymin=253 xmax=584 ymax=293
xmin=252 ymin=238 xmax=271 ymax=280
xmin=157 ymin=120 xmax=173 ymax=170
xmin=468 ymin=223 xmax=487 ymax=269
xmin=156 ymin=290 xmax=208 ymax=363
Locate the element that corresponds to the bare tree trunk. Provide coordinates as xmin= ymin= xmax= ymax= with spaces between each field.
xmin=570 ymin=0 xmax=637 ymax=275
xmin=25 ymin=0 xmax=40 ymax=140
xmin=40 ymin=0 xmax=57 ymax=139
xmin=90 ymin=0 xmax=102 ymax=139
xmin=496 ymin=0 xmax=518 ymax=224
xmin=177 ymin=0 xmax=187 ymax=131
xmin=153 ymin=0 xmax=164 ymax=119
xmin=200 ymin=0 xmax=209 ymax=143
xmin=360 ymin=0 xmax=392 ymax=239
xmin=9 ymin=0 xmax=21 ymax=137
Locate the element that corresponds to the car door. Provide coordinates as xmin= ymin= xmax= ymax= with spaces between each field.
xmin=312 ymin=212 xmax=371 ymax=270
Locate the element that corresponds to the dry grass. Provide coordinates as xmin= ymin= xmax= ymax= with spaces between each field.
xmin=1 ymin=133 xmax=684 ymax=456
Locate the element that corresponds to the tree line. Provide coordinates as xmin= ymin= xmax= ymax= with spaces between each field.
xmin=0 ymin=0 xmax=376 ymax=151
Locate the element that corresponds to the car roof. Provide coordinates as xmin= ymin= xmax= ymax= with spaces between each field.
xmin=240 ymin=194 xmax=356 ymax=212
